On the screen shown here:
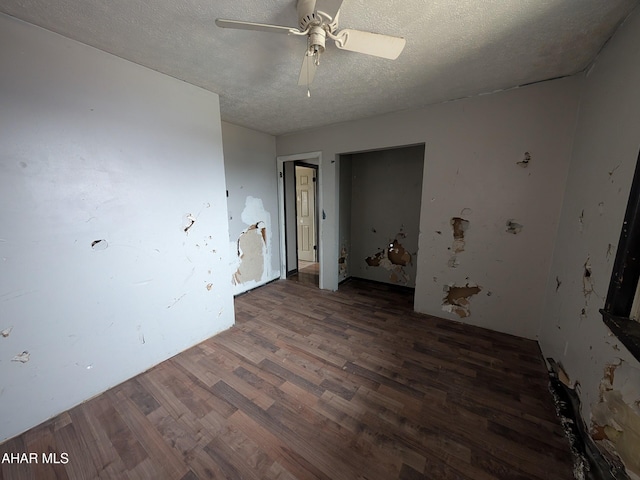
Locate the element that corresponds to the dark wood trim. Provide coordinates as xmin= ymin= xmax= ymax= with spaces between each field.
xmin=605 ymin=149 xmax=640 ymax=316
xmin=602 ymin=148 xmax=640 ymax=363
xmin=600 ymin=309 xmax=640 ymax=361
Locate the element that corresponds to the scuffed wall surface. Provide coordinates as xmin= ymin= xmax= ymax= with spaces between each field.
xmin=538 ymin=7 xmax=640 ymax=475
xmin=221 ymin=122 xmax=280 ymax=295
xmin=349 ymin=146 xmax=424 ymax=288
xmin=277 ymin=76 xmax=580 ymax=338
xmin=0 ymin=15 xmax=235 ymax=442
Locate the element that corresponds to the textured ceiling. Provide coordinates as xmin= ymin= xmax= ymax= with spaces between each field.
xmin=1 ymin=0 xmax=638 ymax=136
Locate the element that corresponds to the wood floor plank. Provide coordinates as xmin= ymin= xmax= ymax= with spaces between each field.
xmin=0 ymin=278 xmax=574 ymax=479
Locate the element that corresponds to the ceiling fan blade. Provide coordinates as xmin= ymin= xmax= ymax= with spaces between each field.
xmin=315 ymin=0 xmax=344 ymax=20
xmin=298 ymin=51 xmax=318 ymax=86
xmin=335 ymin=29 xmax=406 ymax=60
xmin=215 ymin=18 xmax=300 ymax=35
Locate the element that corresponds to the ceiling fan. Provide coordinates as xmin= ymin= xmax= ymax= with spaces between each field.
xmin=215 ymin=0 xmax=406 ymax=90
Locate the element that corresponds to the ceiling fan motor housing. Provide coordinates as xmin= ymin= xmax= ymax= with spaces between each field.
xmin=297 ymin=0 xmax=338 ymax=33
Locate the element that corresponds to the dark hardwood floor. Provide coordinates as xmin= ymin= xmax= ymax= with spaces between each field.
xmin=0 ymin=279 xmax=574 ymax=479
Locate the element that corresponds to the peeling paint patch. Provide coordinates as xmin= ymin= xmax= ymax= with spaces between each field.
xmin=451 ymin=217 xmax=469 ymax=250
xmin=91 ymin=239 xmax=108 ymax=251
xmin=1 ymin=326 xmax=13 ymax=337
xmin=505 ymin=220 xmax=523 ymax=234
xmin=233 ymin=222 xmax=266 ymax=285
xmin=12 ymin=351 xmax=30 ymax=363
xmin=338 ymin=246 xmax=348 ymax=277
xmin=591 ymin=360 xmax=640 ymax=477
xmin=517 ymin=151 xmax=531 ymax=168
xmin=442 ymin=283 xmax=481 ymax=318
xmin=364 ymin=235 xmax=411 ymax=285
xmin=206 ymin=283 xmax=213 ymax=291
xmin=449 ymin=217 xmax=469 ymax=268
xmin=183 ymin=213 xmax=196 ymax=234
xmin=387 ymin=239 xmax=411 ymax=266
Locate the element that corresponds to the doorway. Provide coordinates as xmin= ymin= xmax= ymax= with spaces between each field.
xmin=281 ymin=159 xmax=320 ymax=286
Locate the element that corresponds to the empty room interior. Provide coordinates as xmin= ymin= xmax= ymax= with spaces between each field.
xmin=1 ymin=0 xmax=640 ymax=478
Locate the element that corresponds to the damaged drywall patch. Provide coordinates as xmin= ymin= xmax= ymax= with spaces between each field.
xmin=448 ymin=217 xmax=469 ymax=268
xmin=505 ymin=220 xmax=523 ymax=235
xmin=591 ymin=360 xmax=640 ymax=477
xmin=91 ymin=239 xmax=108 ymax=251
xmin=183 ymin=213 xmax=196 ymax=234
xmin=364 ymin=235 xmax=412 ymax=285
xmin=12 ymin=351 xmax=30 ymax=363
xmin=230 ymin=196 xmax=273 ymax=288
xmin=517 ymin=151 xmax=531 ymax=168
xmin=442 ymin=283 xmax=481 ymax=318
xmin=451 ymin=217 xmax=469 ymax=251
xmin=1 ymin=326 xmax=13 ymax=337
xmin=338 ymin=246 xmax=348 ymax=277
xmin=388 ymin=239 xmax=411 ymax=266
xmin=233 ymin=222 xmax=266 ymax=285
xmin=583 ymin=257 xmax=594 ymax=297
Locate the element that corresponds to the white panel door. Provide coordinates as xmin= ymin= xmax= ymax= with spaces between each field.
xmin=296 ymin=166 xmax=316 ymax=262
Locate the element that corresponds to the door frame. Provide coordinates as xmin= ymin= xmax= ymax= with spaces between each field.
xmin=294 ymin=162 xmax=319 ymax=264
xmin=277 ymin=151 xmax=323 ymax=287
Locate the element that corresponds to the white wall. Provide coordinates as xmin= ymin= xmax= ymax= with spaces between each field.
xmin=221 ymin=122 xmax=280 ymax=295
xmin=277 ymin=78 xmax=580 ymax=339
xmin=539 ymin=4 xmax=640 ymax=451
xmin=0 ymin=15 xmax=235 ymax=442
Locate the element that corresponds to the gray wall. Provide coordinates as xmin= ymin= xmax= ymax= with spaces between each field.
xmin=0 ymin=15 xmax=235 ymax=442
xmin=339 ymin=155 xmax=353 ymax=281
xmin=277 ymin=77 xmax=580 ymax=339
xmin=221 ymin=122 xmax=280 ymax=295
xmin=347 ymin=146 xmax=424 ymax=287
xmin=539 ymin=7 xmax=640 ymax=473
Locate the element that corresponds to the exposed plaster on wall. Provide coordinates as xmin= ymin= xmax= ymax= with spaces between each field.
xmin=232 ymin=222 xmax=266 ymax=285
xmin=338 ymin=245 xmax=348 ymax=277
xmin=229 ymin=196 xmax=273 ymax=290
xmin=1 ymin=326 xmax=12 ymax=337
xmin=364 ymin=234 xmax=413 ymax=285
xmin=448 ymin=217 xmax=469 ymax=268
xmin=442 ymin=283 xmax=482 ymax=318
xmin=591 ymin=360 xmax=640 ymax=478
